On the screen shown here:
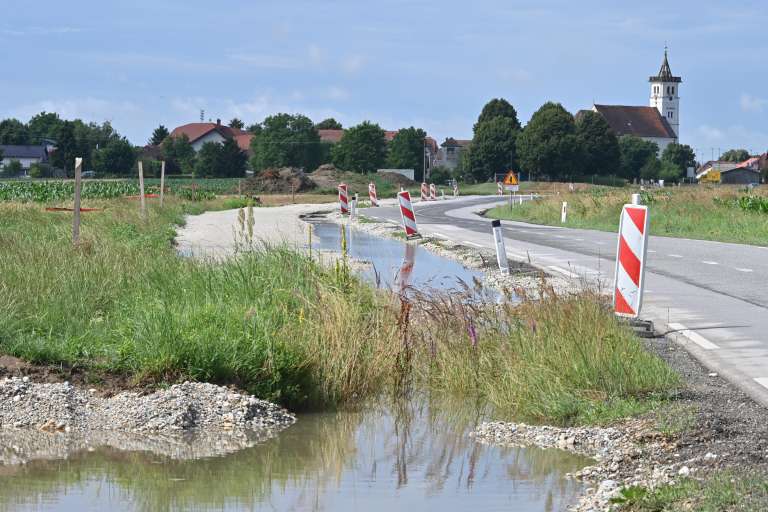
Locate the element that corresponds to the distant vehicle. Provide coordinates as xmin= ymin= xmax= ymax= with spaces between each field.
xmin=81 ymin=171 xmax=96 ymax=179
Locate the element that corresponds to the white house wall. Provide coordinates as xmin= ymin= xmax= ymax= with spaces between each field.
xmin=0 ymin=157 xmax=42 ymax=169
xmin=191 ymin=131 xmax=227 ymax=152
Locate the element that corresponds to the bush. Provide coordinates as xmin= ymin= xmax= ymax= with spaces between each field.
xmin=2 ymin=159 xmax=24 ymax=177
xmin=28 ymin=162 xmax=53 ymax=178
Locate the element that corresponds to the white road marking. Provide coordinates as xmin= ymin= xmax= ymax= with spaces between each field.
xmin=647 ymin=250 xmax=657 ymax=253
xmin=735 ymin=267 xmax=754 ymax=273
xmin=754 ymin=378 xmax=768 ymax=390
xmin=594 ymin=241 xmax=606 ymax=245
xmin=547 ymin=265 xmax=579 ymax=279
xmin=668 ymin=254 xmax=683 ymax=258
xmin=668 ymin=323 xmax=719 ymax=350
xmin=701 ymin=261 xmax=719 ymax=265
xmin=462 ymin=240 xmax=483 ymax=248
xmin=431 ymin=232 xmax=450 ymax=240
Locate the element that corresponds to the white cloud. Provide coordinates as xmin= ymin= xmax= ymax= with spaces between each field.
xmin=342 ymin=55 xmax=366 ymax=74
xmin=12 ymin=97 xmax=140 ymax=124
xmin=307 ymin=44 xmax=327 ymax=66
xmin=697 ymin=124 xmax=724 ymax=141
xmin=740 ymin=93 xmax=767 ymax=113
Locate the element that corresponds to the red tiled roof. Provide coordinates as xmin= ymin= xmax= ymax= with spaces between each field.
xmin=234 ymin=133 xmax=254 ymax=152
xmin=592 ymin=105 xmax=677 ymax=139
xmin=169 ymin=123 xmax=241 ymax=144
xmin=318 ymin=129 xmax=344 ymax=143
xmin=384 ymin=130 xmax=398 ymax=142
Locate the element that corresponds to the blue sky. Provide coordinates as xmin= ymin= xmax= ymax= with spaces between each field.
xmin=2 ymin=0 xmax=766 ymax=161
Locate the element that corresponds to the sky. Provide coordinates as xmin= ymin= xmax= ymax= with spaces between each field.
xmin=1 ymin=0 xmax=766 ymax=162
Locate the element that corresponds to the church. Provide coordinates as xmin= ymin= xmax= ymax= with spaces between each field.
xmin=577 ymin=49 xmax=680 ymax=154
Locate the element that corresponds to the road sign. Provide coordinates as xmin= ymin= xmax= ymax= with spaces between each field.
xmin=613 ymin=204 xmax=650 ymax=318
xmin=503 ymin=170 xmax=519 ymax=192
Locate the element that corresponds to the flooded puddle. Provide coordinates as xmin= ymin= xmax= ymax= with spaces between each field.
xmin=309 ymin=222 xmax=486 ymax=294
xmin=0 ymin=397 xmax=588 ymax=511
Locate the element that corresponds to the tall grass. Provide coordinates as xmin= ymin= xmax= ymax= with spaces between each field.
xmin=487 ymin=185 xmax=768 ymax=245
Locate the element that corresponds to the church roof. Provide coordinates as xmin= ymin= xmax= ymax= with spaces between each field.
xmin=591 ymin=105 xmax=677 ymax=139
xmin=649 ymin=49 xmax=681 ymax=83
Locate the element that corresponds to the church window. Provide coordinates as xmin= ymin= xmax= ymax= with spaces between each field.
xmin=671 ymin=86 xmax=675 ymax=95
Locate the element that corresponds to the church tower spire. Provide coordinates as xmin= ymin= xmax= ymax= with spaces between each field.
xmin=649 ymin=47 xmax=681 ymax=138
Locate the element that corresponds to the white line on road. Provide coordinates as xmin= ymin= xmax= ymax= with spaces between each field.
xmin=462 ymin=240 xmax=483 ymax=248
xmin=431 ymin=232 xmax=450 ymax=240
xmin=668 ymin=323 xmax=719 ymax=350
xmin=735 ymin=268 xmax=754 ymax=273
xmin=701 ymin=261 xmax=719 ymax=265
xmin=668 ymin=254 xmax=683 ymax=258
xmin=594 ymin=241 xmax=606 ymax=245
xmin=547 ymin=265 xmax=579 ymax=279
xmin=754 ymin=378 xmax=768 ymax=390
xmin=647 ymin=250 xmax=657 ymax=253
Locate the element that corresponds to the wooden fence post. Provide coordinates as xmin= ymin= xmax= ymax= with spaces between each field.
xmin=138 ymin=161 xmax=146 ymax=217
xmin=72 ymin=157 xmax=83 ymax=244
xmin=160 ymin=160 xmax=166 ymax=207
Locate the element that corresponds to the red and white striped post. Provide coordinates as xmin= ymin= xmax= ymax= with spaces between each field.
xmin=397 ymin=191 xmax=420 ymax=238
xmin=420 ymin=182 xmax=429 ymax=202
xmin=429 ymin=183 xmax=437 ymax=201
xmin=453 ymin=182 xmax=459 ymax=197
xmin=613 ymin=204 xmax=650 ymax=318
xmin=338 ymin=183 xmax=349 ymax=215
xmin=497 ymin=182 xmax=503 ymax=196
xmin=368 ymin=183 xmax=379 ymax=207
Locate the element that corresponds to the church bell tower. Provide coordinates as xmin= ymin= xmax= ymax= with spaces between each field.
xmin=649 ymin=48 xmax=681 ymax=138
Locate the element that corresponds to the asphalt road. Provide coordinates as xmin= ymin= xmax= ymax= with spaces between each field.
xmin=361 ymin=195 xmax=768 ymax=408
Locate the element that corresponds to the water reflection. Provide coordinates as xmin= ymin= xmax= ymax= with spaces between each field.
xmin=0 ymin=396 xmax=588 ymax=512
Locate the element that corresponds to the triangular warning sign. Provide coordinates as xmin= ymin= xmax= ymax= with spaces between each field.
xmin=502 ymin=171 xmax=518 ymax=186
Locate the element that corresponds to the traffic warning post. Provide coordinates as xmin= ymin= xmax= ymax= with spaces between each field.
xmin=503 ymin=170 xmax=519 ymax=192
xmin=420 ymin=182 xmax=429 ymax=202
xmin=338 ymin=183 xmax=350 ymax=215
xmin=368 ymin=183 xmax=379 ymax=207
xmin=397 ymin=190 xmax=420 ymax=238
xmin=72 ymin=157 xmax=83 ymax=244
xmin=497 ymin=182 xmax=503 ymax=196
xmin=491 ymin=219 xmax=509 ymax=272
xmin=561 ymin=202 xmax=568 ymax=223
xmin=429 ymin=183 xmax=437 ymax=201
xmin=453 ymin=182 xmax=459 ymax=197
xmin=613 ymin=204 xmax=650 ymax=318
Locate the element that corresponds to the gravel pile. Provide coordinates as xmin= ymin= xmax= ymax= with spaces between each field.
xmin=0 ymin=378 xmax=295 ymax=435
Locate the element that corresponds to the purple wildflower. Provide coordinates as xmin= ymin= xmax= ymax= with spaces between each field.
xmin=468 ymin=318 xmax=478 ymax=349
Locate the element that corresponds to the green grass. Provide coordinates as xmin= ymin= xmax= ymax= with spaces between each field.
xmin=486 ymin=185 xmax=768 ymax=246
xmin=614 ymin=471 xmax=768 ymax=511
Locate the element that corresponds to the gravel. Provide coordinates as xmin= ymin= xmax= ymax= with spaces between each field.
xmin=0 ymin=378 xmax=295 ymax=463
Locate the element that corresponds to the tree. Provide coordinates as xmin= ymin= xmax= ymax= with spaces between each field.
xmin=467 ymin=117 xmax=519 ymax=181
xmin=162 ymin=134 xmax=196 ymax=174
xmin=658 ymin=160 xmax=683 ymax=182
xmin=50 ymin=121 xmax=79 ymax=175
xmin=516 ymin=102 xmax=582 ymax=180
xmin=218 ymin=138 xmax=247 ymax=177
xmin=0 ymin=119 xmax=30 ymax=145
xmin=2 ymin=159 xmax=23 ymax=177
xmin=27 ymin=112 xmax=63 ymax=144
xmin=228 ymin=118 xmax=244 ymax=130
xmin=315 ymin=118 xmax=343 ymax=130
xmin=575 ymin=111 xmax=620 ymax=176
xmin=618 ymin=136 xmax=659 ymax=180
xmin=331 ymin=121 xmax=387 ymax=173
xmin=150 ymin=125 xmax=170 ymax=146
xmin=720 ymin=148 xmax=750 ymax=162
xmin=386 ymin=127 xmax=427 ymax=180
xmin=92 ymin=138 xmax=137 ymax=176
xmin=474 ymin=98 xmax=521 ymax=132
xmin=661 ymin=142 xmax=696 ymax=176
xmin=640 ymin=157 xmax=661 ymax=180
xmin=250 ymin=113 xmax=322 ymax=171
xmin=194 ymin=142 xmax=222 ymax=177
xmin=246 ymin=123 xmax=262 ymax=135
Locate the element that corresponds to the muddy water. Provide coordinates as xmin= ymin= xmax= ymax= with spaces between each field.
xmin=0 ymin=397 xmax=588 ymax=512
xmin=310 ymin=222 xmax=487 ymax=294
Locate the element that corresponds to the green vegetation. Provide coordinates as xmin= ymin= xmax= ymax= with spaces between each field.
xmin=386 ymin=127 xmax=428 ymax=181
xmin=250 ymin=113 xmax=323 ymax=172
xmin=614 ymin=471 xmax=768 ymax=511
xmin=486 ymin=186 xmax=768 ymax=246
xmin=331 ymin=121 xmax=387 ymax=173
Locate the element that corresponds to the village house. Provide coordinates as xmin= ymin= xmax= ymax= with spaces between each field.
xmin=0 ymin=144 xmax=49 ymax=172
xmin=434 ymin=137 xmax=471 ymax=170
xmin=169 ymin=120 xmax=253 ymax=155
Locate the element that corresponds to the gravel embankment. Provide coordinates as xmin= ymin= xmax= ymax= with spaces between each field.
xmin=0 ymin=378 xmax=295 ymax=463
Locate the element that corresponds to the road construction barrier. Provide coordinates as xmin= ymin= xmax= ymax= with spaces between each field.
xmin=441 ymin=189 xmax=445 ymax=200
xmin=453 ymin=183 xmax=459 ymax=197
xmin=338 ymin=183 xmax=349 ymax=215
xmin=497 ymin=182 xmax=503 ymax=196
xmin=368 ymin=183 xmax=379 ymax=206
xmin=429 ymin=183 xmax=437 ymax=201
xmin=613 ymin=203 xmax=650 ymax=318
xmin=397 ymin=190 xmax=420 ymax=238
xmin=561 ymin=202 xmax=568 ymax=223
xmin=491 ymin=219 xmax=509 ymax=272
xmin=397 ymin=243 xmax=416 ymax=294
xmin=420 ymin=182 xmax=429 ymax=201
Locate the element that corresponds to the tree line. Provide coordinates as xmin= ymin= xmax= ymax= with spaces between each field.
xmin=453 ymin=98 xmax=698 ymax=184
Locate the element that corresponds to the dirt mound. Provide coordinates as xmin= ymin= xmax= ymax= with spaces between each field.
xmin=309 ymin=164 xmax=343 ymax=189
xmin=377 ymin=172 xmax=416 ymax=187
xmin=243 ymin=168 xmax=316 ymax=194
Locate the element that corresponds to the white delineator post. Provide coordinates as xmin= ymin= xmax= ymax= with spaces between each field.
xmin=441 ymin=189 xmax=445 ymax=200
xmin=497 ymin=182 xmax=503 ymax=196
xmin=368 ymin=182 xmax=379 ymax=207
xmin=338 ymin=183 xmax=349 ymax=215
xmin=72 ymin=157 xmax=83 ymax=244
xmin=420 ymin=182 xmax=429 ymax=202
xmin=453 ymin=182 xmax=459 ymax=197
xmin=397 ymin=190 xmax=419 ymax=238
xmin=631 ymin=193 xmax=641 ymax=205
xmin=429 ymin=183 xmax=437 ymax=201
xmin=159 ymin=160 xmax=166 ymax=207
xmin=613 ymin=204 xmax=650 ymax=318
xmin=350 ymin=194 xmax=358 ymax=218
xmin=561 ymin=202 xmax=568 ymax=223
xmin=138 ymin=161 xmax=146 ymax=218
xmin=491 ymin=219 xmax=509 ymax=272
